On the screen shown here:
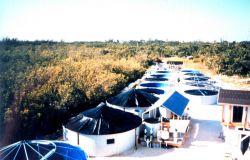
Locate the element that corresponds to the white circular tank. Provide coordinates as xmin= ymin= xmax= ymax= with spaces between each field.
xmin=183 ymin=89 xmax=218 ymax=105
xmin=64 ymin=128 xmax=136 ymax=157
xmin=63 ymin=103 xmax=142 ymax=157
xmin=144 ymin=118 xmax=161 ymax=137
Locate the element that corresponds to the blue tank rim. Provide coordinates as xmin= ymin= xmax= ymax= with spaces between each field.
xmin=139 ymin=82 xmax=169 ymax=88
xmin=139 ymin=88 xmax=166 ymax=95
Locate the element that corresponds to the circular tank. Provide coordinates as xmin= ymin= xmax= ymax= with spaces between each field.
xmin=184 ymin=89 xmax=218 ymax=105
xmin=184 ymin=77 xmax=209 ymax=81
xmin=181 ymin=81 xmax=211 ymax=89
xmin=139 ymin=88 xmax=165 ymax=95
xmin=64 ymin=128 xmax=137 ymax=157
xmin=184 ymin=72 xmax=205 ymax=77
xmin=150 ymin=74 xmax=170 ymax=78
xmin=186 ymin=83 xmax=206 ymax=88
xmin=154 ymin=70 xmax=170 ymax=73
xmin=181 ymin=69 xmax=199 ymax=73
xmin=144 ymin=118 xmax=161 ymax=137
xmin=184 ymin=89 xmax=217 ymax=96
xmin=144 ymin=77 xmax=168 ymax=81
xmin=139 ymin=82 xmax=170 ymax=89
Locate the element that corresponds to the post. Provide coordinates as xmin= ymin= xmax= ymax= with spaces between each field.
xmin=221 ymin=105 xmax=225 ymax=123
xmin=244 ymin=107 xmax=248 ymax=128
xmin=229 ymin=105 xmax=232 ymax=125
xmin=135 ymin=128 xmax=137 ymax=150
xmin=77 ymin=132 xmax=79 ymax=145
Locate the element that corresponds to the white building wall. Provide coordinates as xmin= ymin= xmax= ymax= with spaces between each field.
xmin=224 ymin=105 xmax=231 ymax=124
xmin=242 ymin=107 xmax=247 ymax=124
xmin=65 ymin=128 xmax=136 ymax=157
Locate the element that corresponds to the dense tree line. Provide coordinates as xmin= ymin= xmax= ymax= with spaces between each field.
xmin=0 ymin=38 xmax=249 ymax=146
xmin=0 ymin=39 xmax=154 ymax=146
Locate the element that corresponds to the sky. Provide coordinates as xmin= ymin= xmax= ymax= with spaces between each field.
xmin=0 ymin=0 xmax=250 ymax=42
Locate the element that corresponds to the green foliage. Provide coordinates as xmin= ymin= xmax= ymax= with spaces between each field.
xmin=0 ymin=40 xmax=148 ymax=145
xmin=196 ymin=41 xmax=250 ymax=76
xmin=0 ymin=39 xmax=249 ymax=146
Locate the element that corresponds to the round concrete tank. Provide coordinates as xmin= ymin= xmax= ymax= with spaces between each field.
xmin=63 ymin=103 xmax=142 ymax=157
xmin=139 ymin=82 xmax=170 ymax=89
xmin=183 ymin=89 xmax=218 ymax=105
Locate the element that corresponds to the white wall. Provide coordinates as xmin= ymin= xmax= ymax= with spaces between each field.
xmin=65 ymin=128 xmax=136 ymax=157
xmin=242 ymin=107 xmax=247 ymax=124
xmin=223 ymin=105 xmax=231 ymax=124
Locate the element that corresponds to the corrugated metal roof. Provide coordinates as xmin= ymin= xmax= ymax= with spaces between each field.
xmin=162 ymin=91 xmax=189 ymax=116
xmin=218 ymin=89 xmax=250 ymax=105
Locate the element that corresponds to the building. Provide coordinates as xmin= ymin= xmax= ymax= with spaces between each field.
xmin=218 ymin=89 xmax=250 ymax=155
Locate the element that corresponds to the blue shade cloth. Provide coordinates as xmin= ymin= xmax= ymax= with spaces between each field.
xmin=0 ymin=140 xmax=88 ymax=160
xmin=49 ymin=141 xmax=88 ymax=160
xmin=162 ymin=91 xmax=189 ymax=116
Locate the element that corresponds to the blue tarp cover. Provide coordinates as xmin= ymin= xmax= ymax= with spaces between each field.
xmin=162 ymin=91 xmax=189 ymax=116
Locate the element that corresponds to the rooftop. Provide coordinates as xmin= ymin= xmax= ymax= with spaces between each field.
xmin=218 ymin=89 xmax=250 ymax=106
